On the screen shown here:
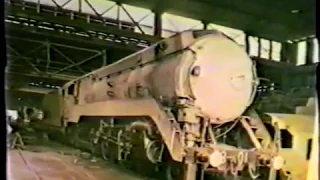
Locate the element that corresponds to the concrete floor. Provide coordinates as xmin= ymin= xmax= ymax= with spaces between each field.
xmin=7 ymin=147 xmax=145 ymax=180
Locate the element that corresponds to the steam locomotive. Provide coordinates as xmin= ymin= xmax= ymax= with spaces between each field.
xmin=20 ymin=30 xmax=284 ymax=180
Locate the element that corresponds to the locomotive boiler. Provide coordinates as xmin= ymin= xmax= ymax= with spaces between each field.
xmin=30 ymin=30 xmax=283 ymax=180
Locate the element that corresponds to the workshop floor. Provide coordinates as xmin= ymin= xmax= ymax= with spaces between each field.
xmin=7 ymin=146 xmax=145 ymax=180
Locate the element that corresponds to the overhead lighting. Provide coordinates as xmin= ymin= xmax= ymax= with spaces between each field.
xmin=291 ymin=10 xmax=301 ymax=13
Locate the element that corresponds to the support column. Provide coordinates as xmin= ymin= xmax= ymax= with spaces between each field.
xmin=154 ymin=11 xmax=162 ymax=37
xmin=257 ymin=37 xmax=261 ymax=58
xmin=202 ymin=21 xmax=209 ymax=30
xmin=244 ymin=33 xmax=250 ymax=54
xmin=78 ymin=0 xmax=82 ymax=13
xmin=269 ymin=40 xmax=273 ymax=60
xmin=281 ymin=42 xmax=298 ymax=64
xmin=46 ymin=42 xmax=51 ymax=72
xmin=314 ymin=38 xmax=320 ymax=63
xmin=287 ymin=42 xmax=299 ymax=64
xmin=280 ymin=42 xmax=289 ymax=63
xmin=102 ymin=50 xmax=107 ymax=67
xmin=306 ymin=39 xmax=314 ymax=64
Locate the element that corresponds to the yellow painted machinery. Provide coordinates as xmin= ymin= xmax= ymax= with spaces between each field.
xmin=267 ymin=97 xmax=318 ymax=180
xmin=306 ymin=97 xmax=318 ymax=180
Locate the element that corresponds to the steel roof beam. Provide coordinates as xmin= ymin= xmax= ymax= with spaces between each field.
xmin=5 ymin=3 xmax=160 ymax=44
xmin=5 ymin=85 xmax=54 ymax=94
xmin=6 ymin=71 xmax=77 ymax=81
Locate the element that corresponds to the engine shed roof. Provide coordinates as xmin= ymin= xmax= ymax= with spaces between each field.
xmin=115 ymin=0 xmax=315 ymax=42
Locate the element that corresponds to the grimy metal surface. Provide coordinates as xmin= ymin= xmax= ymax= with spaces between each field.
xmin=36 ymin=30 xmax=282 ymax=180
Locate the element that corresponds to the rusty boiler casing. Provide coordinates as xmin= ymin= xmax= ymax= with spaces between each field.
xmin=65 ymin=30 xmax=257 ymax=124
